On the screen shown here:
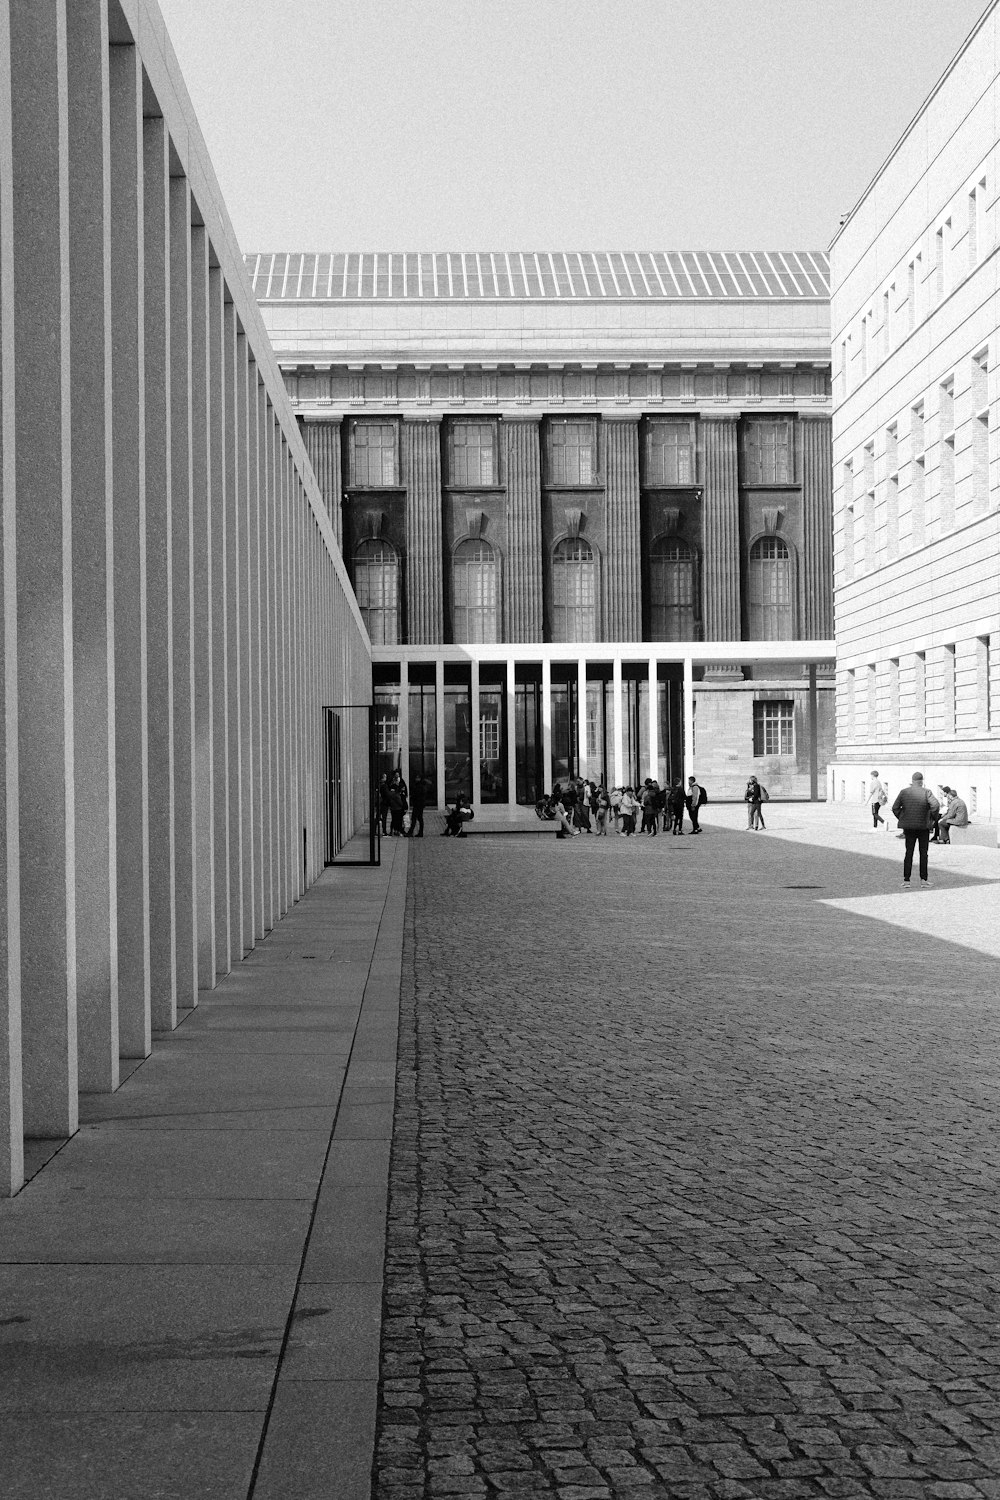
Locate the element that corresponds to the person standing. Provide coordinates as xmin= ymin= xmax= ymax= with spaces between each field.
xmin=866 ymin=769 xmax=888 ymax=831
xmin=939 ymin=787 xmax=969 ymax=844
xmin=667 ymin=778 xmax=685 ymax=834
xmin=890 ymin=772 xmax=940 ymax=886
xmin=406 ymin=775 xmax=427 ymax=838
xmin=685 ymin=775 xmax=705 ymax=834
xmin=744 ymin=775 xmax=768 ymax=830
xmin=619 ymin=787 xmax=637 ymax=836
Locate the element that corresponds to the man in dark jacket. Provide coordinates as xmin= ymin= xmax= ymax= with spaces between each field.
xmin=890 ymin=772 xmax=940 ymax=887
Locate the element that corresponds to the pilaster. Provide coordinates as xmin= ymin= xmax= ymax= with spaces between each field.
xmin=503 ymin=415 xmax=543 ymax=643
xmin=402 ymin=416 xmax=443 ymax=644
xmin=701 ymin=413 xmax=742 ymax=676
xmin=302 ymin=418 xmax=343 ymax=547
xmin=603 ymin=414 xmax=641 ymax=641
xmin=801 ymin=414 xmax=833 ymax=640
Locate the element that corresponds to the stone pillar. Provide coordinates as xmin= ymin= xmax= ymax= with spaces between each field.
xmin=169 ymin=170 xmax=196 ymax=1011
xmin=683 ymin=656 xmax=695 ymax=783
xmin=11 ymin=0 xmax=78 ymax=1138
xmin=108 ymin=36 xmax=149 ymax=1059
xmin=503 ymin=416 xmax=543 ymax=643
xmin=604 ymin=415 xmax=642 ymax=641
xmin=647 ymin=657 xmax=658 ymax=784
xmin=471 ymin=660 xmax=481 ymax=806
xmin=237 ymin=342 xmax=255 ymax=947
xmin=302 ymin=418 xmax=343 ymax=547
xmin=505 ymin=659 xmax=517 ymax=806
xmin=576 ymin=657 xmax=587 ymax=779
xmin=403 ymin=417 xmax=443 ymax=644
xmin=222 ymin=301 xmax=243 ymax=967
xmin=397 ymin=658 xmax=409 ymax=789
xmin=143 ymin=112 xmax=177 ymax=1032
xmin=701 ymin=414 xmax=742 ymax=678
xmin=191 ymin=223 xmax=216 ymax=991
xmin=434 ymin=657 xmax=446 ymax=808
xmin=801 ymin=415 xmax=833 ymax=640
xmin=612 ymin=657 xmax=623 ymax=788
xmin=541 ymin=657 xmax=552 ymax=793
xmin=0 ymin=0 xmax=23 ymax=1193
xmin=67 ymin=0 xmax=118 ymax=1092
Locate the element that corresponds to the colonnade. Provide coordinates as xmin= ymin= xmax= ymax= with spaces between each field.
xmin=0 ymin=0 xmax=371 ymax=1195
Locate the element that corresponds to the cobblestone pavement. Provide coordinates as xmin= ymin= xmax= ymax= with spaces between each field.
xmin=375 ymin=828 xmax=1000 ymax=1500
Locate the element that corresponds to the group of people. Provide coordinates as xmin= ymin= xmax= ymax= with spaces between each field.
xmin=867 ymin=768 xmax=972 ymax=886
xmin=377 ymin=770 xmax=428 ymax=839
xmin=538 ymin=776 xmax=708 ymax=840
xmin=866 ymin=770 xmax=969 ymax=843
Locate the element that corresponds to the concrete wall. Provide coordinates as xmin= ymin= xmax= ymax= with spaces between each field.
xmin=0 ymin=0 xmax=372 ymax=1196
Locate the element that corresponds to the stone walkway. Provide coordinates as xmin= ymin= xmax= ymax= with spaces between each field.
xmin=376 ymin=822 xmax=1000 ymax=1500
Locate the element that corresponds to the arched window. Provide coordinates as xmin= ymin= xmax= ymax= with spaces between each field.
xmin=354 ymin=539 xmax=400 ymax=645
xmin=748 ymin=536 xmax=794 ymax=640
xmin=452 ymin=538 xmax=499 ymax=643
xmin=649 ymin=537 xmax=697 ymax=641
xmin=552 ymin=537 xmax=596 ymax=642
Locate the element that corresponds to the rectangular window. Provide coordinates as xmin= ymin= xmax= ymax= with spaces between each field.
xmin=860 ymin=312 xmax=869 ymax=377
xmin=889 ymin=657 xmax=900 ymax=736
xmin=867 ymin=664 xmax=877 ymax=738
xmin=449 ymin=421 xmax=496 ymax=486
xmin=742 ymin=418 xmax=794 ymax=484
xmin=914 ymin=651 xmax=926 ymax=735
xmin=911 ymin=403 xmax=926 ymax=548
xmin=935 ymin=220 xmax=951 ymax=300
xmin=752 ymin=699 xmax=794 ymax=757
xmin=548 ymin=419 xmax=596 ymax=485
xmin=864 ymin=442 xmax=875 ymax=567
xmin=973 ymin=350 xmax=990 ymax=514
xmin=841 ymin=337 xmax=850 ymax=395
xmin=977 ymin=636 xmax=991 ymax=733
xmin=842 ymin=456 xmax=855 ymax=582
xmin=907 ymin=255 xmax=921 ymax=330
xmin=646 ymin=419 xmax=695 ymax=486
xmin=882 ymin=289 xmax=891 ymax=358
xmin=350 ymin=420 xmax=397 ymax=487
xmin=845 ymin=670 xmax=856 ymax=741
xmin=886 ymin=422 xmax=899 ymax=559
xmin=943 ymin=644 xmax=956 ymax=736
xmin=970 ymin=179 xmax=986 ymax=265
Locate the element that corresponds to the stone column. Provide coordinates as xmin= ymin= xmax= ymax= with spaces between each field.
xmin=576 ymin=656 xmax=587 ymax=779
xmin=11 ymin=0 xmax=78 ymax=1138
xmin=403 ymin=417 xmax=443 ymax=644
xmin=191 ymin=223 xmax=216 ymax=991
xmin=471 ymin=660 xmax=481 ymax=806
xmin=612 ymin=656 xmax=624 ymax=788
xmin=67 ymin=0 xmax=118 ymax=1092
xmin=503 ymin=416 xmax=543 ymax=643
xmin=701 ymin=414 xmax=742 ymax=677
xmin=108 ymin=35 xmax=150 ymax=1060
xmin=223 ymin=301 xmax=243 ymax=967
xmin=683 ymin=655 xmax=695 ymax=783
xmin=604 ymin=415 xmax=642 ymax=641
xmin=541 ymin=657 xmax=552 ymax=792
xmin=302 ymin=418 xmax=343 ymax=547
xmin=801 ymin=415 xmax=833 ymax=640
xmin=0 ymin=0 xmax=23 ymax=1193
xmin=505 ymin=659 xmax=517 ymax=806
xmin=647 ymin=657 xmax=658 ymax=783
xmin=434 ymin=657 xmax=446 ymax=808
xmin=143 ymin=112 xmax=177 ymax=1032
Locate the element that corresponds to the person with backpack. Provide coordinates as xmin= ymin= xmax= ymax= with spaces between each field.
xmin=891 ymin=771 xmax=940 ymax=886
xmin=685 ymin=775 xmax=706 ymax=834
xmin=667 ymin=777 xmax=686 ymax=834
xmin=744 ymin=775 xmax=769 ymax=830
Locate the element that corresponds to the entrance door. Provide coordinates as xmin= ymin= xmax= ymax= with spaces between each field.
xmin=324 ymin=708 xmax=342 ymax=862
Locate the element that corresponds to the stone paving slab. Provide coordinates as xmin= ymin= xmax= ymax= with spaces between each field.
xmin=375 ymin=827 xmax=1000 ymax=1500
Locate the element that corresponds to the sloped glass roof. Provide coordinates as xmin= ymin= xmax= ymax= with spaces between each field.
xmin=246 ymin=250 xmax=830 ymax=302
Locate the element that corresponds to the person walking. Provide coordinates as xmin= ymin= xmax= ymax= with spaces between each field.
xmin=685 ymin=775 xmax=705 ymax=834
xmin=744 ymin=775 xmax=768 ymax=830
xmin=866 ymin=769 xmax=888 ymax=831
xmin=939 ymin=786 xmax=969 ymax=844
xmin=890 ymin=771 xmax=940 ymax=886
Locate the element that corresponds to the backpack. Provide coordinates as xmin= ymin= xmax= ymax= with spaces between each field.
xmin=760 ymin=786 xmax=770 ymax=802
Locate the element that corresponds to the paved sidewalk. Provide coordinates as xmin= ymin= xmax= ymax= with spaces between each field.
xmin=377 ymin=826 xmax=1000 ymax=1499
xmin=0 ymin=837 xmax=407 ymax=1500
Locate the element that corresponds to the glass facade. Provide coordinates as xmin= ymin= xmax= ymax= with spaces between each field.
xmin=478 ymin=683 xmax=507 ymax=803
xmin=550 ymin=674 xmax=579 ymax=785
xmin=515 ymin=678 xmax=543 ymax=805
xmin=444 ymin=681 xmax=473 ymax=803
xmin=408 ymin=680 xmax=437 ymax=805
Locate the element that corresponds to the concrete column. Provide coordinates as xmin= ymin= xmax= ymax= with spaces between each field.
xmin=223 ymin=303 xmax=243 ymax=964
xmin=471 ymin=660 xmax=481 ymax=806
xmin=435 ymin=657 xmax=446 ymax=808
xmin=604 ymin=415 xmax=642 ymax=641
xmin=237 ymin=339 xmax=255 ymax=945
xmin=248 ymin=371 xmax=264 ymax=939
xmin=262 ymin=403 xmax=278 ymax=931
xmin=67 ymin=0 xmax=118 ymax=1092
xmin=207 ymin=265 xmax=229 ymax=977
xmin=505 ymin=659 xmax=517 ymax=806
xmin=11 ymin=0 xmax=78 ymax=1137
xmin=302 ymin=418 xmax=343 ymax=546
xmin=0 ymin=0 xmax=24 ymax=1194
xmin=541 ymin=657 xmax=552 ymax=792
xmin=143 ymin=112 xmax=176 ymax=1032
xmin=190 ymin=221 xmax=215 ymax=990
xmin=683 ymin=655 xmax=695 ymax=783
xmin=275 ymin=434 xmax=289 ymax=913
xmin=808 ymin=664 xmax=819 ymax=801
xmin=647 ymin=657 xmax=658 ymax=783
xmin=169 ymin=169 xmax=196 ymax=1010
xmin=612 ymin=657 xmax=623 ymax=788
xmin=801 ymin=415 xmax=833 ymax=640
xmin=108 ymin=38 xmax=149 ymax=1058
xmin=701 ymin=414 xmax=742 ymax=677
xmin=503 ymin=415 xmax=543 ymax=643
xmin=403 ymin=416 xmax=443 ymax=643
xmin=576 ymin=656 xmax=587 ymax=780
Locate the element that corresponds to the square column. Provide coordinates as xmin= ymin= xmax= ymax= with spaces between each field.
xmin=397 ymin=659 xmax=409 ymax=783
xmin=683 ymin=656 xmax=695 ymax=783
xmin=612 ymin=657 xmax=624 ymax=788
xmin=541 ymin=657 xmax=552 ymax=793
xmin=647 ymin=657 xmax=658 ymax=783
xmin=505 ymin=659 xmax=517 ymax=806
xmin=471 ymin=659 xmax=481 ymax=806
xmin=576 ymin=656 xmax=587 ymax=780
xmin=435 ymin=657 xmax=446 ymax=808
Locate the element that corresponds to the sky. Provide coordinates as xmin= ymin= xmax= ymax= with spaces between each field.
xmin=156 ymin=0 xmax=989 ymax=255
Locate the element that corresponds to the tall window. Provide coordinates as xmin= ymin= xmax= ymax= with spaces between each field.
xmin=647 ymin=420 xmax=695 ymax=486
xmin=548 ymin=420 xmax=596 ymax=485
xmin=452 ymin=538 xmax=499 ymax=643
xmin=552 ymin=537 xmax=596 ymax=641
xmin=350 ymin=422 xmax=396 ymax=487
xmin=753 ymin=700 xmax=794 ymax=756
xmin=649 ymin=537 xmax=697 ymax=641
xmin=449 ymin=422 xmax=495 ymax=486
xmin=354 ymin=539 xmax=400 ymax=644
xmin=743 ymin=419 xmax=794 ymax=485
xmin=748 ymin=536 xmax=794 ymax=640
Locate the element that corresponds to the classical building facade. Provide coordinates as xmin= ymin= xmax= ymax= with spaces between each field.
xmin=250 ymin=250 xmax=836 ymax=806
xmin=829 ymin=4 xmax=1000 ymax=827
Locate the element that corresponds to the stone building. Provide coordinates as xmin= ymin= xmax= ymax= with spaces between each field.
xmin=250 ymin=250 xmax=837 ymax=807
xmin=829 ymin=3 xmax=1000 ymax=829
